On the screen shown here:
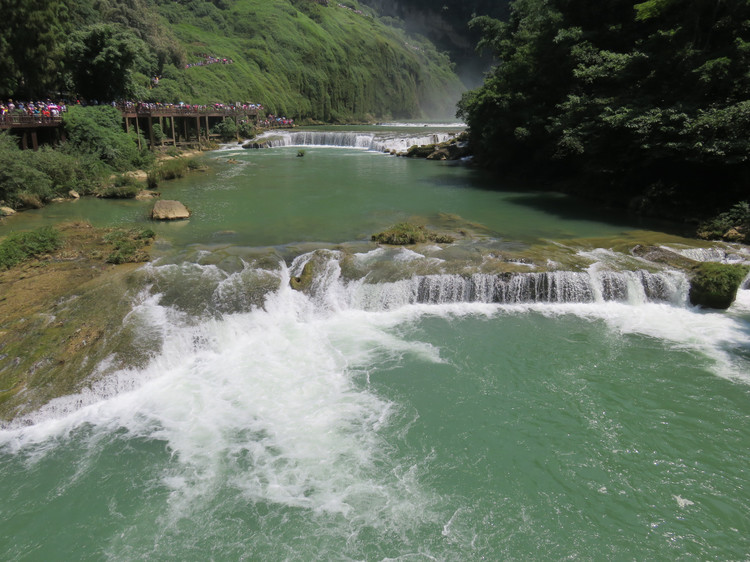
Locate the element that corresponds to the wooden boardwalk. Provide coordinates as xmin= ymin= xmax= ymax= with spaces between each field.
xmin=121 ymin=106 xmax=259 ymax=148
xmin=1 ymin=106 xmax=260 ymax=149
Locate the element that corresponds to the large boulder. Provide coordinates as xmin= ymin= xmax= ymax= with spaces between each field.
xmin=0 ymin=206 xmax=15 ymax=216
xmin=151 ymin=200 xmax=190 ymax=220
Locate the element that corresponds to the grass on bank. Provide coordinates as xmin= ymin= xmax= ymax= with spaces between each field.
xmin=0 ymin=227 xmax=61 ymax=270
xmin=103 ymin=228 xmax=156 ymax=264
xmin=147 ymin=157 xmax=202 ymax=189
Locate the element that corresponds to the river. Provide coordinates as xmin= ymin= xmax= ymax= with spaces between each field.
xmin=1 ymin=125 xmax=749 ymax=560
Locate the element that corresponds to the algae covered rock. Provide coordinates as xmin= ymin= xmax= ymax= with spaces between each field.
xmin=290 ymin=260 xmax=315 ymax=291
xmin=689 ymin=262 xmax=749 ymax=309
xmin=151 ymin=200 xmax=190 ymax=220
xmin=371 ymin=223 xmax=455 ymax=245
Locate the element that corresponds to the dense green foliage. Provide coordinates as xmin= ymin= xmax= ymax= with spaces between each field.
xmin=698 ymin=201 xmax=750 ymax=241
xmin=63 ymin=106 xmax=153 ymax=171
xmin=458 ymin=0 xmax=750 ymax=219
xmin=0 ymin=227 xmax=61 ymax=270
xmin=0 ymin=106 xmax=152 ymax=210
xmin=0 ymin=0 xmax=69 ymax=97
xmin=0 ymin=0 xmax=464 ymax=121
xmin=0 ymin=132 xmax=108 ymax=209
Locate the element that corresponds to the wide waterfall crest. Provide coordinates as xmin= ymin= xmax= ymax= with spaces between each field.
xmin=289 ymin=251 xmax=690 ymax=311
xmin=254 ymin=130 xmax=457 ymax=152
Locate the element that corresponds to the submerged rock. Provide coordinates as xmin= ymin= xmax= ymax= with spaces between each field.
xmin=136 ymin=190 xmax=161 ymax=200
xmin=151 ymin=200 xmax=190 ymax=220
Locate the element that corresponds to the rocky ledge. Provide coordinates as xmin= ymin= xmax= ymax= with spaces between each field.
xmin=402 ymin=132 xmax=471 ymax=161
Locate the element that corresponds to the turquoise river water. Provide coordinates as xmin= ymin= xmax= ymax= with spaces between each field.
xmin=1 ymin=125 xmax=749 ymax=560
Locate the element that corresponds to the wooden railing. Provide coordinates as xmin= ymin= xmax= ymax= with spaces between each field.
xmin=0 ymin=114 xmax=63 ymax=129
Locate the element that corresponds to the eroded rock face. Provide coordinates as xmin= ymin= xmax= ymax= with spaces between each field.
xmin=151 ymin=200 xmax=190 ymax=220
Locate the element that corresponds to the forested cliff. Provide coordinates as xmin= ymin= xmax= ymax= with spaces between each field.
xmin=458 ymin=0 xmax=750 ymax=220
xmin=0 ymin=0 xmax=464 ymax=120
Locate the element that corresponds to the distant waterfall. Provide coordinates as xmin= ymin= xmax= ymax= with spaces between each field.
xmin=255 ymin=130 xmax=457 ymax=152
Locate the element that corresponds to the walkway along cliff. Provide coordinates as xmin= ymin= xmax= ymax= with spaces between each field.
xmin=0 ymin=105 xmax=261 ymax=150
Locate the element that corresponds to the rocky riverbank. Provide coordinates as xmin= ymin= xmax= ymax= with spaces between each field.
xmin=0 ymin=223 xmax=155 ymax=421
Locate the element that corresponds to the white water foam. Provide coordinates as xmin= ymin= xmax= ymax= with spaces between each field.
xmin=253 ymin=130 xmax=458 ymax=153
xmin=1 ymin=255 xmax=748 ymax=531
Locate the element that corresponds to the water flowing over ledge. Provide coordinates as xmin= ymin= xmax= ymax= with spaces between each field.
xmin=253 ymin=130 xmax=458 ymax=152
xmin=288 ymin=250 xmax=689 ymax=311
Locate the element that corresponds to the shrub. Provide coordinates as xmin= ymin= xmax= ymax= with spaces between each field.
xmin=98 ymin=175 xmax=141 ymax=198
xmin=0 ymin=227 xmax=61 ymax=269
xmin=211 ymin=119 xmax=238 ymax=142
xmin=63 ymin=106 xmax=153 ymax=171
xmin=698 ymin=201 xmax=750 ymax=241
xmin=104 ymin=228 xmax=155 ymax=264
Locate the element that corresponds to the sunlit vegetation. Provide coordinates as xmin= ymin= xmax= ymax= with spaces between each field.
xmin=0 ymin=227 xmax=61 ymax=270
xmin=1 ymin=0 xmax=464 ymax=122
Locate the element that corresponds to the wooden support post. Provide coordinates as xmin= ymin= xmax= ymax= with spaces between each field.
xmin=205 ymin=115 xmax=210 ymax=139
xmin=135 ymin=117 xmax=142 ymax=150
xmin=21 ymin=131 xmax=28 ymax=150
xmin=31 ymin=130 xmax=38 ymax=150
xmin=235 ymin=115 xmax=240 ymax=141
xmin=195 ymin=116 xmax=200 ymax=142
xmin=124 ymin=116 xmax=130 ymax=133
xmin=148 ymin=116 xmax=155 ymax=149
xmin=171 ymin=117 xmax=176 ymax=146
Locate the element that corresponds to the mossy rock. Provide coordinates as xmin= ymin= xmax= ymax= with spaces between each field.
xmin=371 ymin=223 xmax=455 ymax=245
xmin=290 ymin=260 xmax=315 ymax=291
xmin=689 ymin=262 xmax=750 ymax=309
xmin=405 ymin=144 xmax=437 ymax=158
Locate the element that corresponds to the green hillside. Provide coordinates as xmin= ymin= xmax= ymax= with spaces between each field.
xmin=1 ymin=0 xmax=465 ymax=121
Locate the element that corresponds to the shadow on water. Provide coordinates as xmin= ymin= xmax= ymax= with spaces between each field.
xmin=430 ymin=164 xmax=692 ymax=237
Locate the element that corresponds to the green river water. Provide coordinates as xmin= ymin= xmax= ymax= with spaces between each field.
xmin=1 ymin=127 xmax=749 ymax=560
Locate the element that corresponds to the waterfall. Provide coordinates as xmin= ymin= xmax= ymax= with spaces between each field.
xmin=254 ymin=130 xmax=457 ymax=152
xmin=288 ymin=253 xmax=691 ymax=312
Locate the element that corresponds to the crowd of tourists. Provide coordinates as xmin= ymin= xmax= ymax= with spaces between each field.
xmin=117 ymin=100 xmax=265 ymax=114
xmin=184 ymin=53 xmax=234 ymax=69
xmin=1 ymin=97 xmax=294 ymax=130
xmin=257 ymin=114 xmax=294 ymax=127
xmin=1 ymin=100 xmax=67 ymax=118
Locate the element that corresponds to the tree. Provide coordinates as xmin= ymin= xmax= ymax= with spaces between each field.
xmin=458 ymin=0 xmax=750 ymax=217
xmin=65 ymin=23 xmax=156 ymax=101
xmin=0 ymin=0 xmax=69 ymax=97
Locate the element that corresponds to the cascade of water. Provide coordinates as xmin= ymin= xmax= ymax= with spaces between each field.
xmin=255 ymin=130 xmax=456 ymax=152
xmin=289 ymin=252 xmax=691 ymax=311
